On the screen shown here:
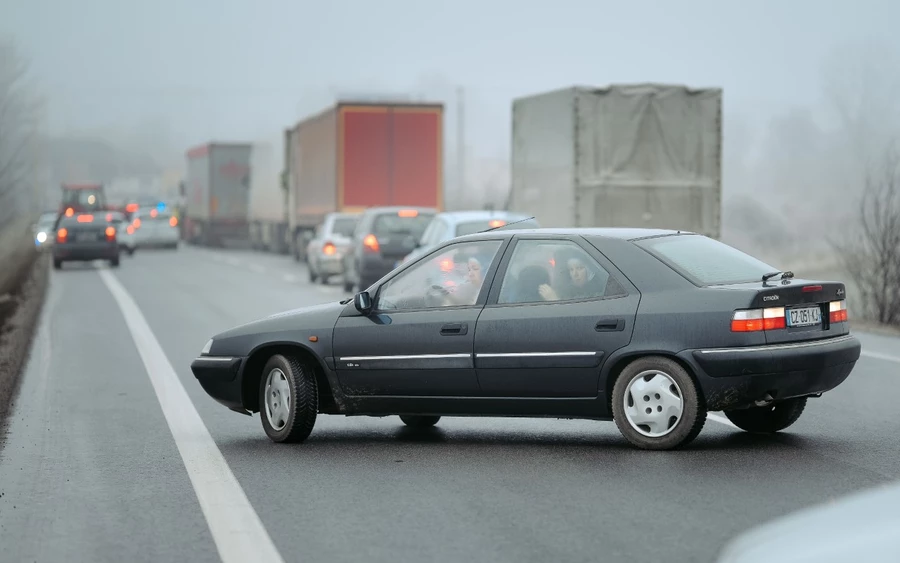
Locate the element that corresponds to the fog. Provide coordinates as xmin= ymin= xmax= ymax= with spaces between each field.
xmin=4 ymin=0 xmax=900 ymax=264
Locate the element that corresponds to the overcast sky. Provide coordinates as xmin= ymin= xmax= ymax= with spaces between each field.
xmin=3 ymin=0 xmax=900 ymax=163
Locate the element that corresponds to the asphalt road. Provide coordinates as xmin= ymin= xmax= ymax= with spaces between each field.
xmin=1 ymin=244 xmax=898 ymax=563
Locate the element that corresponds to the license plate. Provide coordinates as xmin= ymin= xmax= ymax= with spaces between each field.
xmin=76 ymin=232 xmax=98 ymax=242
xmin=787 ymin=306 xmax=821 ymax=327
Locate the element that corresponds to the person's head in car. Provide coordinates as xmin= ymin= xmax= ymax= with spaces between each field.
xmin=466 ymin=257 xmax=483 ymax=286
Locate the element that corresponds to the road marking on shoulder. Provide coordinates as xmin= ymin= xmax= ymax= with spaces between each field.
xmin=861 ymin=350 xmax=900 ymax=363
xmin=707 ymin=412 xmax=739 ymax=429
xmin=97 ymin=269 xmax=285 ymax=563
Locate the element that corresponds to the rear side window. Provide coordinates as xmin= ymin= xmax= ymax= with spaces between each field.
xmin=455 ymin=218 xmax=539 ymax=237
xmin=372 ymin=212 xmax=434 ymax=239
xmin=331 ymin=217 xmax=358 ymax=237
xmin=636 ymin=235 xmax=779 ymax=286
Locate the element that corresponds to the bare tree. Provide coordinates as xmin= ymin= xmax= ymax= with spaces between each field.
xmin=0 ymin=37 xmax=41 ymax=224
xmin=831 ymin=145 xmax=900 ymax=324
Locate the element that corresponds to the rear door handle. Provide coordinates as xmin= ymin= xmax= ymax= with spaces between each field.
xmin=595 ymin=318 xmax=625 ymax=332
xmin=440 ymin=323 xmax=468 ymax=336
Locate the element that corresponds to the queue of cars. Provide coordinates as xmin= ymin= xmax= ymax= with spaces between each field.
xmin=192 ymin=226 xmax=861 ymax=450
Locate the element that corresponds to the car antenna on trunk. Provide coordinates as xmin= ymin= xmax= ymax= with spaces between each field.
xmin=479 ymin=216 xmax=536 ymax=233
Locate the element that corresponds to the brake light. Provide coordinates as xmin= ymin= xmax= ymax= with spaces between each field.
xmin=169 ymin=216 xmax=178 ymax=227
xmin=57 ymin=228 xmax=68 ymax=243
xmin=133 ymin=218 xmax=141 ymax=228
xmin=65 ymin=207 xmax=74 ymax=217
xmin=126 ymin=203 xmax=138 ymax=213
xmin=150 ymin=209 xmax=158 ymax=218
xmin=363 ymin=234 xmax=379 ymax=253
xmin=322 ymin=241 xmax=336 ymax=255
xmin=731 ymin=307 xmax=786 ymax=332
xmin=829 ymin=300 xmax=848 ymax=323
xmin=77 ymin=214 xmax=93 ymax=223
xmin=106 ymin=213 xmax=113 ymax=222
xmin=397 ymin=209 xmax=418 ymax=218
xmin=126 ymin=225 xmax=135 ymax=235
xmin=488 ymin=219 xmax=506 ymax=228
xmin=105 ymin=226 xmax=116 ymax=240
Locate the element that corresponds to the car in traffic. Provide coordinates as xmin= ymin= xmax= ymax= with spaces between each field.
xmin=191 ymin=228 xmax=861 ymax=450
xmin=131 ymin=206 xmax=179 ymax=249
xmin=305 ymin=212 xmax=359 ymax=284
xmin=401 ymin=210 xmax=540 ymax=264
xmin=59 ymin=183 xmax=107 ymax=215
xmin=341 ymin=206 xmax=436 ymax=292
xmin=52 ymin=212 xmax=120 ymax=269
xmin=108 ymin=211 xmax=137 ymax=255
xmin=32 ymin=211 xmax=60 ymax=251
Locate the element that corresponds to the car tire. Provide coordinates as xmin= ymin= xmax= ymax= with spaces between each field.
xmin=110 ymin=256 xmax=120 ymax=268
xmin=259 ymin=354 xmax=318 ymax=443
xmin=399 ymin=415 xmax=440 ymax=428
xmin=612 ymin=356 xmax=706 ymax=450
xmin=127 ymin=247 xmax=135 ymax=256
xmin=723 ymin=397 xmax=807 ymax=434
xmin=309 ymin=269 xmax=318 ymax=283
xmin=53 ymin=258 xmax=62 ymax=270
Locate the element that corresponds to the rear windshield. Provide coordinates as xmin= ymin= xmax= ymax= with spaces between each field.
xmin=455 ymin=218 xmax=539 ymax=237
xmin=372 ymin=212 xmax=434 ymax=239
xmin=635 ymin=234 xmax=779 ymax=286
xmin=331 ymin=217 xmax=358 ymax=237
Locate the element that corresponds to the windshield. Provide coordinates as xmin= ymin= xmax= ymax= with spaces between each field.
xmin=372 ymin=212 xmax=434 ymax=239
xmin=331 ymin=217 xmax=358 ymax=237
xmin=636 ymin=234 xmax=780 ymax=285
xmin=454 ymin=218 xmax=539 ymax=237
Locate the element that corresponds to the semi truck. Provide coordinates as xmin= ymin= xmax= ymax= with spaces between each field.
xmin=247 ymin=140 xmax=288 ymax=253
xmin=182 ymin=142 xmax=253 ymax=247
xmin=284 ymin=101 xmax=444 ymax=261
xmin=509 ymin=83 xmax=722 ymax=238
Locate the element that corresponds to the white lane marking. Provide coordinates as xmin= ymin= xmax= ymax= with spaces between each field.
xmin=97 ymin=269 xmax=285 ymax=563
xmin=861 ymin=350 xmax=900 ymax=363
xmin=707 ymin=412 xmax=739 ymax=429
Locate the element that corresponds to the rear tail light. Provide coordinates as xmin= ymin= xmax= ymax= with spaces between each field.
xmin=133 ymin=218 xmax=141 ymax=229
xmin=57 ymin=228 xmax=68 ymax=243
xmin=150 ymin=209 xmax=158 ymax=218
xmin=106 ymin=213 xmax=113 ymax=222
xmin=323 ymin=241 xmax=336 ymax=255
xmin=169 ymin=216 xmax=178 ymax=227
xmin=126 ymin=225 xmax=135 ymax=235
xmin=363 ymin=234 xmax=379 ymax=253
xmin=829 ymin=300 xmax=848 ymax=323
xmin=65 ymin=207 xmax=74 ymax=217
xmin=126 ymin=203 xmax=138 ymax=213
xmin=731 ymin=307 xmax=786 ymax=332
xmin=105 ymin=226 xmax=116 ymax=240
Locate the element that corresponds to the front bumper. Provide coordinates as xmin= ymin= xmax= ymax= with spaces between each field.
xmin=53 ymin=242 xmax=118 ymax=260
xmin=190 ymin=356 xmax=246 ymax=411
xmin=684 ymin=335 xmax=862 ymax=410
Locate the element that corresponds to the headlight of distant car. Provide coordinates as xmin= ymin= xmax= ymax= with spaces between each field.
xmin=201 ymin=339 xmax=213 ymax=355
xmin=36 ymin=231 xmax=47 ymax=243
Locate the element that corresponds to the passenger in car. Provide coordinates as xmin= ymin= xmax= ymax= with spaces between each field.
xmin=540 ymin=253 xmax=607 ymax=301
xmin=446 ymin=257 xmax=484 ymax=305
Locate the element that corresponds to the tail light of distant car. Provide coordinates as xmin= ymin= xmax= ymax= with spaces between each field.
xmin=150 ymin=209 xmax=159 ymax=218
xmin=363 ymin=234 xmax=379 ymax=253
xmin=133 ymin=218 xmax=141 ymax=229
xmin=65 ymin=207 xmax=74 ymax=217
xmin=126 ymin=203 xmax=139 ymax=213
xmin=105 ymin=226 xmax=116 ymax=241
xmin=397 ymin=209 xmax=418 ymax=218
xmin=829 ymin=300 xmax=848 ymax=323
xmin=169 ymin=216 xmax=178 ymax=227
xmin=56 ymin=228 xmax=68 ymax=243
xmin=126 ymin=225 xmax=135 ymax=235
xmin=731 ymin=307 xmax=786 ymax=332
xmin=323 ymin=241 xmax=337 ymax=255
xmin=77 ymin=214 xmax=94 ymax=223
xmin=106 ymin=213 xmax=113 ymax=222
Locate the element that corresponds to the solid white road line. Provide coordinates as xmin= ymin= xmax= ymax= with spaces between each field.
xmin=861 ymin=350 xmax=900 ymax=363
xmin=98 ymin=269 xmax=285 ymax=563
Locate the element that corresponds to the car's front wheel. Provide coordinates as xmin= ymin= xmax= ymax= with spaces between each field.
xmin=612 ymin=356 xmax=706 ymax=450
xmin=399 ymin=415 xmax=440 ymax=428
xmin=723 ymin=397 xmax=806 ymax=434
xmin=259 ymin=354 xmax=318 ymax=443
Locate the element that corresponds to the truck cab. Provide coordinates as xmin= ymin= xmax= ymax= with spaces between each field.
xmin=59 ymin=184 xmax=107 ymax=216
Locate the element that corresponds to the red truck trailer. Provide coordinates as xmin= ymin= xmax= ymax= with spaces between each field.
xmin=182 ymin=142 xmax=252 ymax=247
xmin=285 ymin=101 xmax=444 ymax=261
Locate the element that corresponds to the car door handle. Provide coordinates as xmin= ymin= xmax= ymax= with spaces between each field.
xmin=595 ymin=318 xmax=625 ymax=332
xmin=440 ymin=323 xmax=468 ymax=336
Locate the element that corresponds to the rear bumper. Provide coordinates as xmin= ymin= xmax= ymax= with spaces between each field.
xmin=316 ymin=253 xmax=346 ymax=275
xmin=684 ymin=335 xmax=862 ymax=410
xmin=190 ymin=356 xmax=246 ymax=411
xmin=53 ymin=242 xmax=118 ymax=260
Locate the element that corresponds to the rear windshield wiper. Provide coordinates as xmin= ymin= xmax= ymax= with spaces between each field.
xmin=762 ymin=270 xmax=794 ymax=282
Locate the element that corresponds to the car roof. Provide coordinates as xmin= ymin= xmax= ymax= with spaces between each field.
xmin=433 ymin=210 xmax=534 ymax=224
xmin=452 ymin=227 xmax=695 ymax=242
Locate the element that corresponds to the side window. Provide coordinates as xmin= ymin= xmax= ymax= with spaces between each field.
xmin=497 ymin=239 xmax=624 ymax=305
xmin=375 ymin=240 xmax=504 ymax=311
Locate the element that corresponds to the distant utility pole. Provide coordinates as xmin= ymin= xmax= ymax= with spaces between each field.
xmin=456 ymin=86 xmax=466 ymax=201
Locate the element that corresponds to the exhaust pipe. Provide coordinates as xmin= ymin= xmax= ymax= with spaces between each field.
xmin=754 ymin=393 xmax=775 ymax=407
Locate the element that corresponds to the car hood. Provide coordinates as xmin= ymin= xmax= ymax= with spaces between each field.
xmin=214 ymin=301 xmax=346 ymax=340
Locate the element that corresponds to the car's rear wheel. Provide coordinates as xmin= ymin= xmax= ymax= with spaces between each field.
xmin=319 ymin=275 xmax=329 ymax=285
xmin=399 ymin=415 xmax=440 ymax=428
xmin=723 ymin=397 xmax=807 ymax=434
xmin=612 ymin=356 xmax=706 ymax=450
xmin=110 ymin=256 xmax=120 ymax=268
xmin=308 ymin=267 xmax=317 ymax=283
xmin=53 ymin=258 xmax=62 ymax=270
xmin=258 ymin=354 xmax=318 ymax=443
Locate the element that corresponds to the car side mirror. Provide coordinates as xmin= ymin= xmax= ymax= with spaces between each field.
xmin=354 ymin=291 xmax=373 ymax=314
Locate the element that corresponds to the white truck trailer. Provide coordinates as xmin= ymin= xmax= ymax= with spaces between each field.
xmin=509 ymin=83 xmax=722 ymax=238
xmin=247 ymin=140 xmax=288 ymax=253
